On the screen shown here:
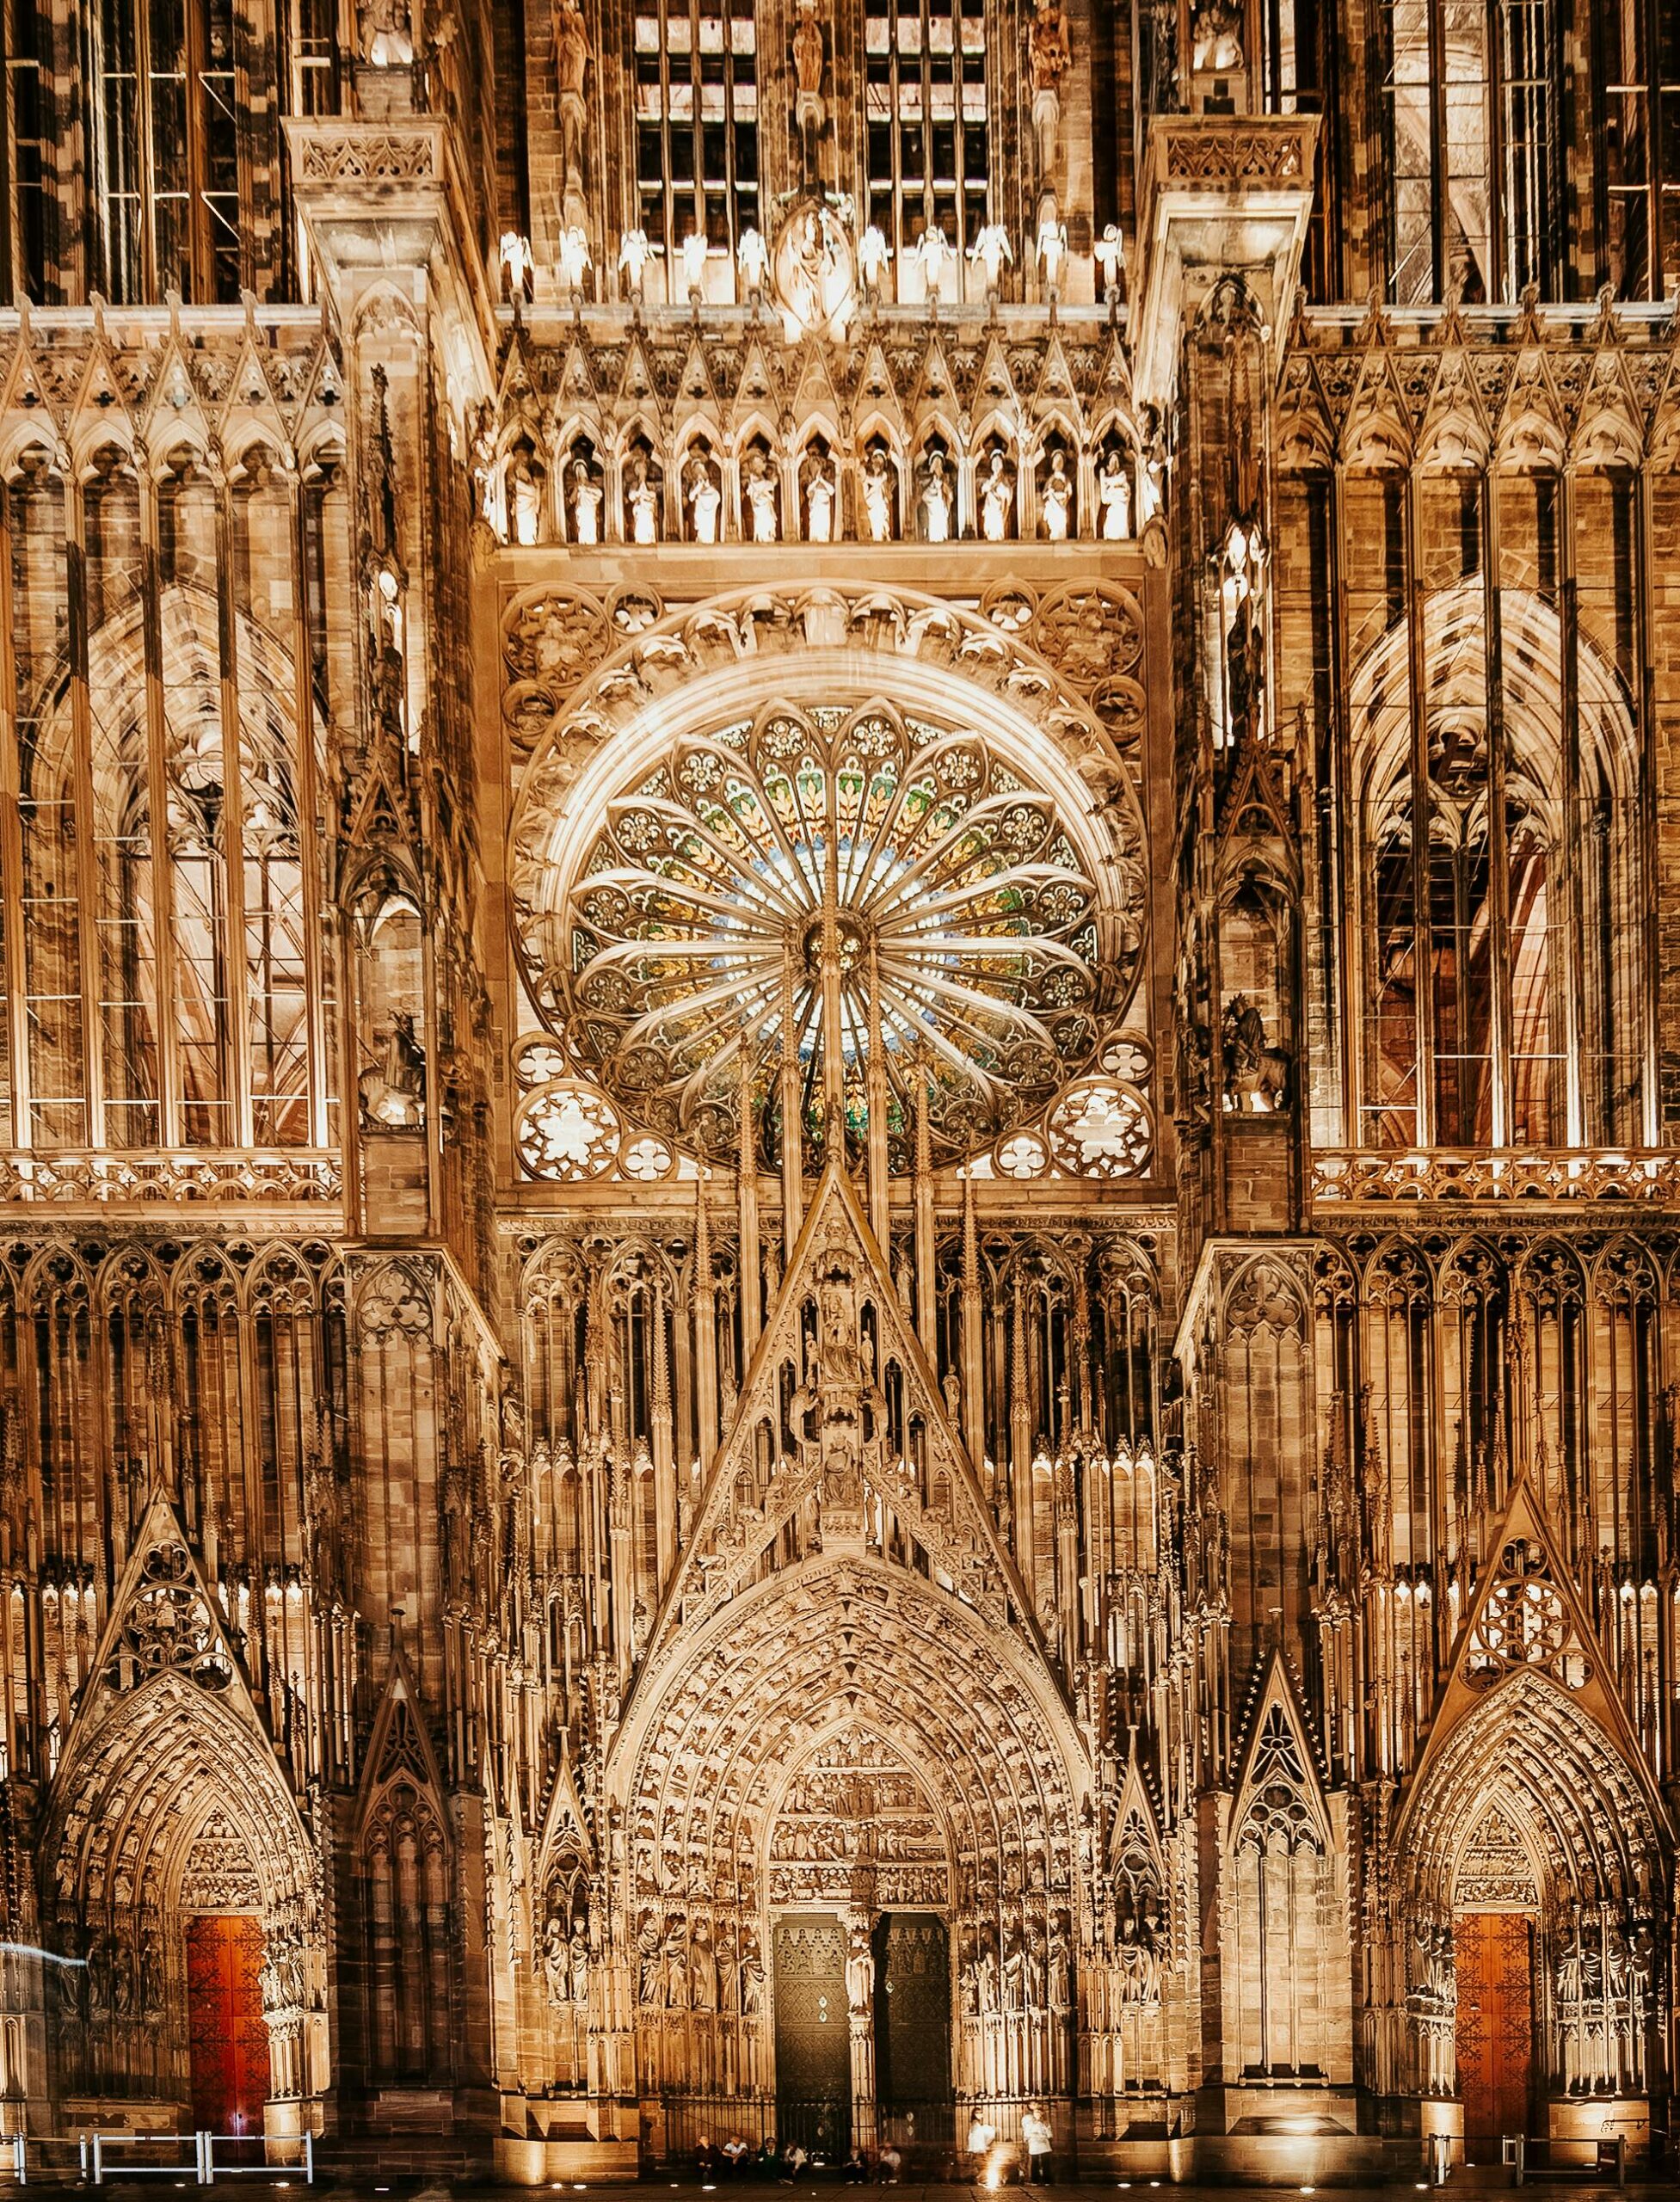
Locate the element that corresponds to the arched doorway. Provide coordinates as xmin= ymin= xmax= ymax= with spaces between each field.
xmin=41 ymin=1522 xmax=327 ymax=2143
xmin=611 ymin=1555 xmax=1086 ymax=2149
xmin=1402 ymin=1664 xmax=1665 ymax=2158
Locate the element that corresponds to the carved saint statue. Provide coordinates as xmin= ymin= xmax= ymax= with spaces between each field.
xmin=1041 ymin=446 xmax=1074 ymax=540
xmin=553 ymin=0 xmax=592 ymax=194
xmin=1098 ymin=447 xmax=1133 ymax=540
xmin=360 ymin=0 xmax=414 ymax=65
xmin=625 ymin=454 xmax=659 ymax=544
xmin=568 ymin=457 xmax=602 ymax=545
xmin=803 ymin=452 xmax=837 ymax=543
xmin=743 ymin=451 xmax=779 ymax=544
xmin=979 ymin=449 xmax=1014 ymax=542
xmin=569 ymin=1913 xmax=590 ymax=2004
xmin=1191 ymin=0 xmax=1244 ymax=71
xmin=686 ymin=458 xmax=723 ymax=544
xmin=862 ymin=446 xmax=895 ymax=542
xmin=360 ymin=1013 xmax=426 ymax=1130
xmin=507 ymin=444 xmax=545 ymax=545
xmin=544 ymin=1908 xmax=570 ymax=2006
xmin=1027 ymin=0 xmax=1071 ymax=180
xmin=792 ymin=0 xmax=824 ymax=98
xmin=844 ymin=1916 xmax=876 ymax=2017
xmin=918 ymin=451 xmax=954 ymax=544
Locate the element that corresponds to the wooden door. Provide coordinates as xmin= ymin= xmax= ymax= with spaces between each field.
xmin=1455 ymin=1913 xmax=1532 ymax=2150
xmin=185 ymin=1915 xmax=271 ymax=2135
xmin=772 ymin=1916 xmax=850 ymax=2157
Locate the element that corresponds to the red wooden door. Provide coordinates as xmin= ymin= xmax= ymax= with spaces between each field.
xmin=1455 ymin=1913 xmax=1533 ymax=2150
xmin=185 ymin=1916 xmax=271 ymax=2134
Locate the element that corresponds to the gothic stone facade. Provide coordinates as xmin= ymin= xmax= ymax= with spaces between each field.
xmin=0 ymin=0 xmax=1677 ymax=2180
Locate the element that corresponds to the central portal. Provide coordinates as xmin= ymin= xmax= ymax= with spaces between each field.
xmin=1455 ymin=1913 xmax=1534 ymax=2152
xmin=773 ymin=1916 xmax=851 ymax=2156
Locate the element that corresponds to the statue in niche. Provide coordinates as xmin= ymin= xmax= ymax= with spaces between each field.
xmin=568 ymin=455 xmax=603 ymax=544
xmin=360 ymin=1012 xmax=426 ymax=1130
xmin=686 ymin=456 xmax=723 ymax=544
xmin=803 ymin=449 xmax=838 ymax=542
xmin=359 ymin=0 xmax=414 ymax=65
xmin=979 ymin=448 xmax=1014 ymax=541
xmin=788 ymin=1248 xmax=886 ymax=1522
xmin=544 ymin=1906 xmax=570 ymax=2005
xmin=743 ymin=450 xmax=779 ymax=544
xmin=1115 ymin=1909 xmax=1162 ymax=2007
xmin=569 ymin=1913 xmax=590 ymax=2003
xmin=1221 ymin=992 xmax=1289 ymax=1115
xmin=917 ymin=449 xmax=954 ymax=543
xmin=862 ymin=445 xmax=896 ymax=542
xmin=1191 ymin=0 xmax=1244 ymax=71
xmin=507 ymin=443 xmax=545 ymax=545
xmin=1040 ymin=446 xmax=1074 ymax=540
xmin=625 ymin=452 xmax=659 ymax=544
xmin=1098 ymin=447 xmax=1133 ymax=540
xmin=1027 ymin=0 xmax=1071 ymax=182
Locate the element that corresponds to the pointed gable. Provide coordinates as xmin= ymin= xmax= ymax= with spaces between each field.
xmin=1230 ymin=1646 xmax=1331 ymax=1855
xmin=1397 ymin=1473 xmax=1671 ymax=1848
xmin=637 ymin=1159 xmax=1053 ymax=1679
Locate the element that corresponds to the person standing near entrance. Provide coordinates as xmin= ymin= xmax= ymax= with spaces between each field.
xmin=1021 ymin=2105 xmax=1053 ymax=2184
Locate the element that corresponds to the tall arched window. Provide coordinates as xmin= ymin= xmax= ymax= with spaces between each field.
xmin=1 ymin=444 xmax=328 ymax=1154
xmin=87 ymin=0 xmax=241 ymax=303
xmin=1351 ymin=575 xmax=1646 ymax=1152
xmin=1382 ymin=0 xmax=1558 ymax=303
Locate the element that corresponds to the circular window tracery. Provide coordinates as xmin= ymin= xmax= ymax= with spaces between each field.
xmin=530 ymin=701 xmax=1134 ymax=1167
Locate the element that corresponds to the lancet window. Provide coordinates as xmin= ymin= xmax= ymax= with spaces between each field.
xmin=864 ymin=0 xmax=989 ymax=255
xmin=1352 ymin=540 xmax=1646 ymax=1153
xmin=1 ymin=446 xmax=332 ymax=1153
xmin=86 ymin=0 xmax=242 ymax=304
xmin=632 ymin=0 xmax=759 ymax=261
xmin=0 ymin=0 xmax=46 ymax=300
xmin=1382 ymin=0 xmax=1560 ymax=303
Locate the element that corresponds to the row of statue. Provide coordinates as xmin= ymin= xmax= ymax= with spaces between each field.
xmin=494 ymin=434 xmax=1154 ymax=548
xmin=635 ymin=1912 xmax=766 ymax=2014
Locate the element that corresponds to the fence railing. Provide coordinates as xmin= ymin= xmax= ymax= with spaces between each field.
xmin=0 ymin=2131 xmax=316 ymax=2186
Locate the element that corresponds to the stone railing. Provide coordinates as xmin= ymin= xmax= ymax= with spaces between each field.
xmin=0 ymin=1149 xmax=342 ymax=1207
xmin=1311 ymin=1148 xmax=1680 ymax=1206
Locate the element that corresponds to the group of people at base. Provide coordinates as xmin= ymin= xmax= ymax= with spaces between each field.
xmin=691 ymin=2107 xmax=1055 ymax=2186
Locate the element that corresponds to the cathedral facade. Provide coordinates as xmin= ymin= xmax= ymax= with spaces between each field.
xmin=0 ymin=0 xmax=1677 ymax=2178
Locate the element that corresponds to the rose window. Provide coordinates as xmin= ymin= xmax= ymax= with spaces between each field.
xmin=523 ymin=703 xmax=1133 ymax=1166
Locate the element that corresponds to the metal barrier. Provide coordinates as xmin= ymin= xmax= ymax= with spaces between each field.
xmin=28 ymin=2131 xmax=320 ymax=2187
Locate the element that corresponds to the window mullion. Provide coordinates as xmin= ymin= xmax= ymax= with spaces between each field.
xmin=1402 ymin=465 xmax=1436 ymax=1145
xmin=1481 ymin=477 xmax=1512 ymax=1146
xmin=212 ymin=469 xmax=251 ymax=1147
xmin=0 ymin=487 xmax=30 ymax=1145
xmin=136 ymin=467 xmax=182 ymax=1145
xmin=1428 ymin=0 xmax=1447 ymax=301
xmin=65 ymin=475 xmax=108 ymax=1147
